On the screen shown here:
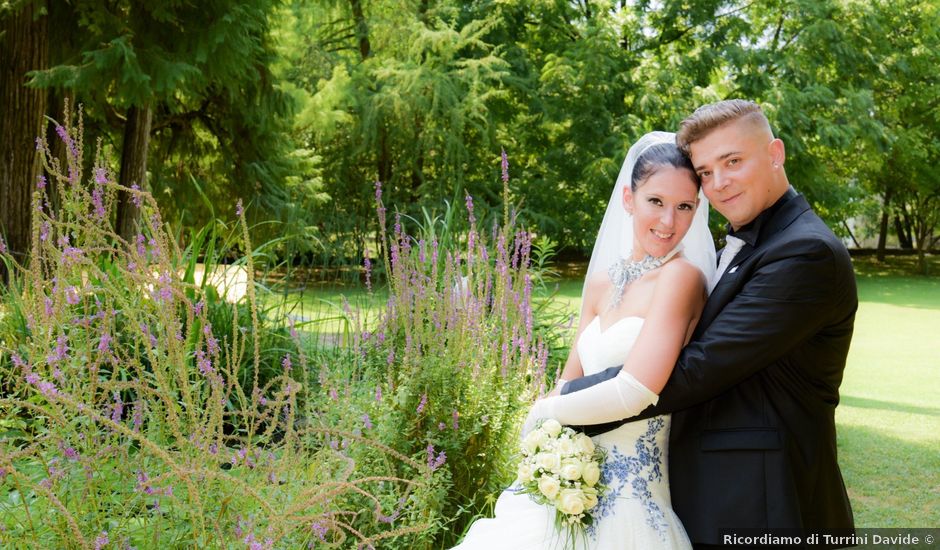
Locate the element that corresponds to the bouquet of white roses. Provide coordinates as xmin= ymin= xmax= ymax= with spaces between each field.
xmin=517 ymin=418 xmax=607 ymax=539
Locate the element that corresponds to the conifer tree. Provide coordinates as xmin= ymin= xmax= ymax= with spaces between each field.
xmin=0 ymin=0 xmax=48 ymax=265
xmin=29 ymin=0 xmax=294 ymax=241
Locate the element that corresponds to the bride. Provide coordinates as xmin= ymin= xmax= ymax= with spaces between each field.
xmin=453 ymin=132 xmax=716 ymax=549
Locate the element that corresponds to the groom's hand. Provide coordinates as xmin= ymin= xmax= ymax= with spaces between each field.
xmin=559 ymin=365 xmax=633 ymax=437
xmin=560 ymin=366 xmax=621 ymax=395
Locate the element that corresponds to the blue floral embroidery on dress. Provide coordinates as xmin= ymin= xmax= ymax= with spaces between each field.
xmin=586 ymin=417 xmax=669 ymax=541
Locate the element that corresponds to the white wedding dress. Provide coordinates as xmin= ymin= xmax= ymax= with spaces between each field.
xmin=453 ymin=316 xmax=691 ymax=549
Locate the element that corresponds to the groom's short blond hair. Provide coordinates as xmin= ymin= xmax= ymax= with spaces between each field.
xmin=676 ymin=99 xmax=770 ymax=155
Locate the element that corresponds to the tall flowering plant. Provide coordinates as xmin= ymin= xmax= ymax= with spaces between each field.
xmin=0 ymin=105 xmax=441 ymax=548
xmin=332 ymin=156 xmax=569 ymax=545
xmin=517 ymin=419 xmax=607 ymax=544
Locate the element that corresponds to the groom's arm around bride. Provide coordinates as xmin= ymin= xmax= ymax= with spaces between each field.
xmin=562 ymin=100 xmax=857 ymax=545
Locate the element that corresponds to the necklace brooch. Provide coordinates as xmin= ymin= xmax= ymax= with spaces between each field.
xmin=607 ymin=253 xmax=666 ymax=309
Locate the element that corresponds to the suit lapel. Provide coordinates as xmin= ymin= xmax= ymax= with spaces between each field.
xmin=696 ymin=194 xmax=813 ymax=332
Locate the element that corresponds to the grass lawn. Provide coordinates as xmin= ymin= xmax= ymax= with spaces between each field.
xmin=269 ymin=254 xmax=940 ymax=528
xmin=835 ymin=256 xmax=940 ymax=528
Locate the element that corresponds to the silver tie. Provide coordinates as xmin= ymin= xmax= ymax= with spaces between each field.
xmin=709 ymin=235 xmax=746 ymax=293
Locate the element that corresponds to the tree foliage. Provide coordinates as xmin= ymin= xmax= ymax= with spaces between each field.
xmin=2 ymin=0 xmax=938 ymax=262
xmin=23 ymin=0 xmax=300 ymax=243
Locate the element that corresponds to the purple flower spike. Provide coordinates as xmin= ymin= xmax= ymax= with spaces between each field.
xmin=416 ymin=393 xmax=427 ymax=415
xmin=94 ymin=531 xmax=109 ymax=550
xmin=426 ymin=445 xmax=446 ymax=471
xmin=94 ymin=167 xmax=108 ymax=184
xmin=62 ymin=246 xmax=84 ymax=265
xmin=465 ymin=192 xmax=475 ymax=225
xmin=38 ymin=380 xmax=59 ymax=398
xmin=196 ymin=350 xmax=214 ymax=377
xmin=98 ymin=333 xmax=112 ymax=355
xmin=501 ymin=148 xmax=510 ymax=183
xmin=92 ymin=187 xmax=106 ymax=219
xmin=235 ymin=199 xmax=244 ymax=217
xmin=64 ymin=286 xmax=80 ymax=305
xmin=132 ymin=403 xmax=144 ymax=431
xmin=312 ymin=521 xmax=328 ymax=541
xmin=61 ymin=445 xmax=79 ymax=461
xmin=130 ymin=184 xmax=141 ymax=207
xmin=56 ymin=125 xmax=78 ymax=160
xmin=111 ymin=393 xmax=124 ymax=424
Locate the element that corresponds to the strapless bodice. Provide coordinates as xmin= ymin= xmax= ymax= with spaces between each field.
xmin=577 ymin=316 xmax=644 ymax=376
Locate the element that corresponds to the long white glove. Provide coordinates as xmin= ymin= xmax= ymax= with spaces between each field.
xmin=521 ymin=371 xmax=658 ymax=436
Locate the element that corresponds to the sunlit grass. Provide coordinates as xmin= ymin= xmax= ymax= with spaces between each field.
xmin=836 ymin=255 xmax=940 ymax=528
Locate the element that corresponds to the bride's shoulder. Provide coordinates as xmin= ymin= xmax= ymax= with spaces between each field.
xmin=659 ymin=256 xmax=707 ymax=289
xmin=582 ymin=269 xmax=613 ymax=312
xmin=584 ymin=269 xmax=614 ymax=295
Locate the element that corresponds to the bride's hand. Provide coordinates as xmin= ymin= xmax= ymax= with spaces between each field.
xmin=521 ymin=398 xmax=553 ymax=438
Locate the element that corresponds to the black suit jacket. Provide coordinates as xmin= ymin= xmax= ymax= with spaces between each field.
xmin=563 ymin=189 xmax=857 ymax=544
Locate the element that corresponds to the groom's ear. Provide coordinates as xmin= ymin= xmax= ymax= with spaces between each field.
xmin=768 ymin=138 xmax=785 ymax=168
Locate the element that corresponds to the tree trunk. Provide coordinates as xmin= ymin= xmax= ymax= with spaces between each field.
xmin=115 ymin=104 xmax=153 ymax=241
xmin=915 ymin=219 xmax=928 ymax=274
xmin=895 ymin=212 xmax=913 ymax=249
xmin=842 ymin=220 xmax=860 ymax=249
xmin=377 ymin=126 xmax=392 ymax=192
xmin=0 ymin=2 xmax=48 ymax=269
xmin=349 ymin=0 xmax=371 ymax=60
xmin=876 ymin=187 xmax=892 ymax=262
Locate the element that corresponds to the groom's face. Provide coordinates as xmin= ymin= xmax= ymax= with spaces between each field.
xmin=689 ymin=118 xmax=782 ymax=230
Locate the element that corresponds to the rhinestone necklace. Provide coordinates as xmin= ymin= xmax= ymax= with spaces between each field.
xmin=607 ymin=248 xmax=680 ymax=309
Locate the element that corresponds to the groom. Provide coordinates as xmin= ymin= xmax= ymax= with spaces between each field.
xmin=564 ymin=100 xmax=857 ymax=546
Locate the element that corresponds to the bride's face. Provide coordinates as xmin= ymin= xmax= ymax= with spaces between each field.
xmin=623 ymin=166 xmax=699 ymax=260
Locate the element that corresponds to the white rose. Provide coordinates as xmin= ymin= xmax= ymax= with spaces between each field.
xmin=522 ymin=429 xmax=547 ymax=455
xmin=574 ymin=433 xmax=595 ymax=455
xmin=581 ymin=487 xmax=599 ymax=511
xmin=582 ymin=462 xmax=601 ymax=487
xmin=541 ymin=418 xmax=562 ymax=438
xmin=557 ymin=488 xmax=585 ymax=516
xmin=560 ymin=458 xmax=583 ymax=481
xmin=536 ymin=452 xmax=561 ymax=472
xmin=518 ymin=462 xmax=535 ymax=483
xmin=537 ymin=475 xmax=561 ymax=500
xmin=556 ymin=437 xmax=576 ymax=456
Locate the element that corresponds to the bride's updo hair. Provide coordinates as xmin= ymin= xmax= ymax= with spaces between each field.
xmin=630 ymin=142 xmax=697 ymax=191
